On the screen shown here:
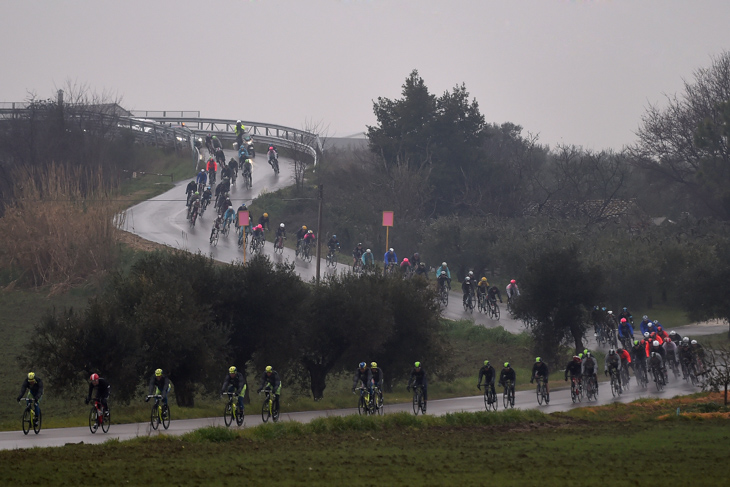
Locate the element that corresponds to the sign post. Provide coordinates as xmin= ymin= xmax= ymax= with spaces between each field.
xmin=238 ymin=210 xmax=249 ymax=264
xmin=382 ymin=211 xmax=394 ymax=251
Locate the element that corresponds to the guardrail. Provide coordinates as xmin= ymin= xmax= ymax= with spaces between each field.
xmin=129 ymin=113 xmax=322 ymax=165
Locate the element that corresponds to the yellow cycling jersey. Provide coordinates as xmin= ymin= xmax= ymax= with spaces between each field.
xmin=477 ymin=280 xmax=490 ymax=288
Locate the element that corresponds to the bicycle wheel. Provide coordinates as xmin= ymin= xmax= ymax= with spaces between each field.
xmin=376 ymin=391 xmax=384 ymax=416
xmin=150 ymin=404 xmax=159 ymax=430
xmin=570 ymin=384 xmax=577 ymax=404
xmin=358 ymin=395 xmax=366 ymax=416
xmin=503 ymin=389 xmax=509 ymax=409
xmin=102 ymin=409 xmax=110 ymax=433
xmin=261 ymin=398 xmax=271 ymax=423
xmin=236 ymin=404 xmax=244 ymax=426
xmin=483 ymin=391 xmax=490 ymax=410
xmin=89 ymin=407 xmax=99 ymax=434
xmin=493 ymin=302 xmax=501 ymax=320
xmin=33 ymin=409 xmax=42 ymax=434
xmin=162 ymin=405 xmax=171 ymax=430
xmin=610 ymin=377 xmax=618 ymax=397
xmin=412 ymin=391 xmax=420 ymax=415
xmin=272 ymin=400 xmax=280 ymax=422
xmin=22 ymin=408 xmax=31 ymax=435
xmin=536 ymin=383 xmax=543 ymax=405
xmin=509 ymin=388 xmax=515 ymax=408
xmin=224 ymin=402 xmax=233 ymax=427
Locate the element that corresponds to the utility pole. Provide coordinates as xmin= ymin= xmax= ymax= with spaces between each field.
xmin=315 ymin=184 xmax=323 ymax=284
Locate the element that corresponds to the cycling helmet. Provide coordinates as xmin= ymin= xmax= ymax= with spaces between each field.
xmin=468 ymin=271 xmax=474 ymax=276
xmin=622 ymin=307 xmax=628 ymax=312
xmin=607 ymin=310 xmax=613 ymax=315
xmin=442 ymin=262 xmax=447 ymax=267
xmin=483 ymin=360 xmax=490 ymax=366
xmin=155 ymin=369 xmax=163 ymax=377
xmin=358 ymin=243 xmax=363 ymax=246
xmin=413 ymin=252 xmax=419 ymax=258
xmin=195 ymin=191 xmax=199 ymax=195
xmin=691 ymin=340 xmax=698 ymax=345
xmin=593 ymin=305 xmax=599 ymax=310
xmin=481 ymin=277 xmax=487 ymax=282
xmin=27 ymin=372 xmax=35 ymax=381
xmin=265 ymin=366 xmax=273 ymax=372
xmin=669 ymin=331 xmax=676 ymax=336
xmin=263 ymin=213 xmax=268 ymax=218
xmin=648 ymin=322 xmax=654 ymax=328
xmin=583 ymin=349 xmax=588 ymax=355
xmin=683 ymin=337 xmax=690 ymax=343
xmin=269 ymin=146 xmax=274 ymax=151
xmin=504 ymin=362 xmax=510 ymax=368
xmin=665 ymin=337 xmax=672 ymax=343
xmin=620 ymin=318 xmax=627 ymax=323
xmin=535 ymin=357 xmax=541 ymax=362
xmin=652 ymin=340 xmax=659 ymax=347
xmin=651 ymin=352 xmax=657 ymax=357
xmin=332 ymin=234 xmax=336 ymax=239
xmin=608 ymin=349 xmax=616 ymax=355
xmin=308 ymin=230 xmax=313 ymax=234
xmin=586 ymin=352 xmax=592 ymax=358
xmin=371 ymin=362 xmax=378 ymax=368
xmin=302 ymin=225 xmax=307 ymax=230
xmin=465 ymin=276 xmax=470 ymax=282
xmin=633 ymin=339 xmax=639 ymax=346
xmin=236 ymin=120 xmax=242 ymax=124
xmin=414 ymin=362 xmax=421 ymax=368
xmin=389 ymin=248 xmax=394 ymax=252
xmin=578 ymin=353 xmax=584 ymax=359
xmin=601 ymin=307 xmax=606 ymax=311
xmin=440 ymin=271 xmax=446 ymax=276
xmin=280 ymin=223 xmax=285 ymax=228
xmin=90 ymin=373 xmax=99 ymax=381
xmin=643 ymin=332 xmax=650 ymax=338
xmin=403 ymin=258 xmax=409 ymax=263
xmin=366 ymin=249 xmax=371 ymax=253
xmin=510 ymin=279 xmax=516 ymax=284
xmin=359 ymin=362 xmax=366 ymax=369
xmin=200 ymin=169 xmax=205 ymax=173
xmin=229 ymin=366 xmax=237 ymax=374
xmin=573 ymin=356 xmax=580 ymax=362
xmin=653 ymin=320 xmax=659 ymax=325
xmin=206 ymin=186 xmax=211 ymax=190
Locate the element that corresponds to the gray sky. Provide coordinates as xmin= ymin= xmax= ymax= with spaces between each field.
xmin=2 ymin=0 xmax=729 ymax=150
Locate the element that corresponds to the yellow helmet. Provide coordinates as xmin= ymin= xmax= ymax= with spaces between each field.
xmin=481 ymin=277 xmax=487 ymax=282
xmin=27 ymin=372 xmax=35 ymax=381
xmin=302 ymin=225 xmax=307 ymax=231
xmin=263 ymin=213 xmax=268 ymax=218
xmin=371 ymin=362 xmax=378 ymax=368
xmin=229 ymin=366 xmax=237 ymax=374
xmin=155 ymin=368 xmax=163 ymax=377
xmin=265 ymin=366 xmax=273 ymax=373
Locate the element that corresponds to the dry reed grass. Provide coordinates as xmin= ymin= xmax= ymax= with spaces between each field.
xmin=0 ymin=163 xmax=117 ymax=288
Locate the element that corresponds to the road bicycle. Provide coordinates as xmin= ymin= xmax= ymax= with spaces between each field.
xmin=584 ymin=374 xmax=598 ymax=401
xmin=88 ymin=397 xmax=111 ymax=434
xmin=569 ymin=376 xmax=583 ymax=403
xmin=372 ymin=386 xmax=384 ymax=416
xmin=352 ymin=258 xmax=363 ymax=275
xmin=189 ymin=207 xmax=199 ymax=228
xmin=326 ymin=247 xmax=338 ymax=268
xmin=535 ymin=375 xmax=549 ymax=405
xmin=620 ymin=364 xmax=631 ymax=392
xmin=302 ymin=241 xmax=313 ymax=263
xmin=411 ymin=384 xmax=426 ymax=415
xmin=243 ymin=169 xmax=252 ymax=190
xmin=356 ymin=387 xmax=375 ymax=416
xmin=463 ymin=292 xmax=474 ymax=314
xmin=477 ymin=293 xmax=487 ymax=313
xmin=482 ymin=385 xmax=497 ymax=411
xmin=223 ymin=392 xmax=244 ymax=427
xmin=438 ymin=283 xmax=449 ymax=307
xmin=260 ymin=386 xmax=279 ymax=423
xmin=681 ymin=359 xmax=699 ymax=386
xmin=249 ymin=234 xmax=264 ymax=254
xmin=269 ymin=155 xmax=279 ymax=175
xmin=274 ymin=235 xmax=286 ymax=254
xmin=487 ymin=298 xmax=500 ymax=320
xmin=635 ymin=362 xmax=649 ymax=389
xmin=20 ymin=397 xmax=42 ymax=435
xmin=210 ymin=226 xmax=220 ymax=246
xmin=147 ymin=394 xmax=171 ymax=430
xmin=650 ymin=364 xmax=665 ymax=391
xmin=502 ymin=380 xmax=515 ymax=409
xmin=609 ymin=368 xmax=623 ymax=397
xmin=666 ymin=355 xmax=680 ymax=381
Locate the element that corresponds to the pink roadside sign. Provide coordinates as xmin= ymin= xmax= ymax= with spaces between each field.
xmin=238 ymin=210 xmax=249 ymax=227
xmin=382 ymin=211 xmax=394 ymax=227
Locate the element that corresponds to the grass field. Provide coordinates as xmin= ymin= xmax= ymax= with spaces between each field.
xmin=1 ymin=394 xmax=728 ymax=486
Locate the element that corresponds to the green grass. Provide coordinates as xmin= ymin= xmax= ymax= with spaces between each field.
xmin=117 ymin=147 xmax=197 ymax=206
xmin=1 ymin=397 xmax=728 ymax=486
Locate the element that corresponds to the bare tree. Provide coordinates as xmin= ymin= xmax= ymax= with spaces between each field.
xmin=290 ymin=119 xmax=328 ymax=191
xmin=704 ymin=346 xmax=730 ymax=405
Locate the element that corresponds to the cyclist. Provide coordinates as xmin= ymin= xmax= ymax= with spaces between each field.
xmin=663 ymin=337 xmax=679 ymax=371
xmin=399 ymin=257 xmax=412 ymax=276
xmin=206 ymin=157 xmax=217 ymax=183
xmin=435 ymin=262 xmax=451 ymax=289
xmin=669 ymin=330 xmax=683 ymax=344
xmin=187 ymin=191 xmax=201 ymax=220
xmin=212 ymin=134 xmax=222 ymax=150
xmin=361 ymin=248 xmax=375 ymax=269
xmin=202 ymin=186 xmax=212 ymax=209
xmin=352 ymin=362 xmax=372 ymax=395
xmin=437 ymin=271 xmax=450 ymax=295
xmin=410 ymin=252 xmax=421 ymax=268
xmin=617 ymin=347 xmax=633 ymax=376
xmin=352 ymin=243 xmax=365 ymax=266
xmin=605 ymin=310 xmax=618 ymax=332
xmin=655 ymin=323 xmax=669 ymax=341
xmin=327 ymin=234 xmax=340 ymax=254
xmin=304 ymin=229 xmax=316 ymax=250
xmin=618 ymin=307 xmax=633 ymax=324
xmin=477 ymin=360 xmax=496 ymax=400
xmin=146 ymin=368 xmax=170 ymax=406
xmin=223 ymin=205 xmax=235 ymax=231
xmin=476 ymin=277 xmax=489 ymax=303
xmin=370 ymin=362 xmax=384 ymax=393
xmin=215 ymin=146 xmax=225 ymax=166
xmin=196 ymin=169 xmax=207 ymax=192
xmin=16 ymin=372 xmax=43 ymax=421
xmin=648 ymin=352 xmax=665 ymax=382
xmin=618 ymin=318 xmax=634 ymax=347
xmin=582 ymin=352 xmax=598 ymax=392
xmin=234 ymin=120 xmax=246 ymax=146
xmin=498 ymin=362 xmax=516 ymax=398
xmin=638 ymin=315 xmax=652 ymax=335
xmin=210 ymin=214 xmax=223 ymax=241
xmin=252 ymin=224 xmax=265 ymax=244
xmin=604 ymin=349 xmax=623 ymax=390
xmin=228 ymin=157 xmax=239 ymax=179
xmin=220 ymin=162 xmax=231 ymax=181
xmin=461 ymin=276 xmax=474 ymax=306
xmin=384 ymin=248 xmax=398 ymax=272
xmin=530 ymin=357 xmax=549 ymax=401
xmin=221 ymin=366 xmax=247 ymax=414
xmin=205 ymin=133 xmax=214 ymax=153
xmin=487 ymin=284 xmax=503 ymax=307
xmin=238 ymin=144 xmax=250 ymax=165
xmin=631 ymin=339 xmax=648 ymax=375
xmin=257 ymin=366 xmax=281 ymax=412
xmin=414 ymin=262 xmax=428 ymax=278
xmin=185 ymin=180 xmax=197 ymax=207
xmin=690 ymin=339 xmax=707 ymax=373
xmin=678 ymin=338 xmax=694 ymax=377
xmin=296 ymin=225 xmax=308 ymax=251
xmin=505 ymin=279 xmax=520 ymax=301
xmin=242 ymin=158 xmax=252 ymax=182
xmin=267 ymin=146 xmax=278 ymax=168
xmin=275 ymin=223 xmax=286 ymax=246
xmin=564 ymin=355 xmax=583 ymax=387
xmin=407 ymin=362 xmax=428 ymax=412
xmin=85 ymin=373 xmax=111 ymax=415
xmin=256 ymin=212 xmax=269 ymax=231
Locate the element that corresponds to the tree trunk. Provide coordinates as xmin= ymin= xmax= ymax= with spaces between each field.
xmin=725 ymin=382 xmax=728 ymax=406
xmin=174 ymin=381 xmax=195 ymax=408
xmin=303 ymin=359 xmax=332 ymax=400
xmin=570 ymin=323 xmax=584 ymax=354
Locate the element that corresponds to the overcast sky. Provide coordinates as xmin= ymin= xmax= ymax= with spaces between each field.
xmin=2 ymin=0 xmax=729 ymax=150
